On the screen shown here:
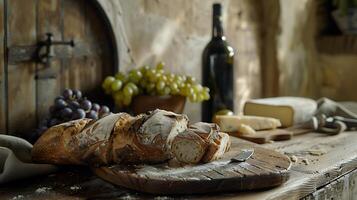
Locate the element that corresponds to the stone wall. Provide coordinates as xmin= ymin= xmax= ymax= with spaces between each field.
xmin=97 ymin=0 xmax=262 ymax=121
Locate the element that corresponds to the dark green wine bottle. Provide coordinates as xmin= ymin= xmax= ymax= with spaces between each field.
xmin=201 ymin=3 xmax=235 ymax=122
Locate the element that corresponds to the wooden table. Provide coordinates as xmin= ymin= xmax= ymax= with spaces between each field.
xmin=1 ymin=131 xmax=357 ymax=200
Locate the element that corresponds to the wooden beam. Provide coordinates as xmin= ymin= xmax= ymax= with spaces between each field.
xmin=258 ymin=0 xmax=280 ymax=97
xmin=0 ymin=0 xmax=5 ymax=133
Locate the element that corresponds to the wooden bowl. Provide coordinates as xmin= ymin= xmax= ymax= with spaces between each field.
xmin=131 ymin=95 xmax=186 ymax=115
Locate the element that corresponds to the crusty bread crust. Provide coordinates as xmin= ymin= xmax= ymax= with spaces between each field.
xmin=112 ymin=110 xmax=189 ymax=164
xmin=69 ymin=113 xmax=131 ymax=166
xmin=32 ymin=118 xmax=92 ymax=165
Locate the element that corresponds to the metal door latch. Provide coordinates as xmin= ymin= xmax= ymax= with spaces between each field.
xmin=36 ymin=33 xmax=75 ymax=79
xmin=7 ymin=33 xmax=75 ymax=66
xmin=37 ymin=33 xmax=75 ymax=66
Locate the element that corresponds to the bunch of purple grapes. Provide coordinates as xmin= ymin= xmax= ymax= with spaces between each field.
xmin=37 ymin=89 xmax=109 ymax=129
xmin=48 ymin=89 xmax=111 ymax=126
xmin=31 ymin=89 xmax=111 ymax=143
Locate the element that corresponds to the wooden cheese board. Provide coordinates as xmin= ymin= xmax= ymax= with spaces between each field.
xmin=93 ymin=138 xmax=291 ymax=194
xmin=228 ymin=128 xmax=313 ymax=144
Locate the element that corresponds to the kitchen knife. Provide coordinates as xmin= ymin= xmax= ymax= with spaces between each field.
xmin=230 ymin=149 xmax=254 ymax=163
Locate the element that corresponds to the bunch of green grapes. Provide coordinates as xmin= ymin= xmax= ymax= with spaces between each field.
xmin=102 ymin=62 xmax=210 ymax=108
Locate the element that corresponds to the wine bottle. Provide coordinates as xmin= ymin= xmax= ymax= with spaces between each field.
xmin=201 ymin=3 xmax=235 ymax=122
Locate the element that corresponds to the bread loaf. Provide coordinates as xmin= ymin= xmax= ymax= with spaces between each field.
xmin=32 ymin=109 xmax=230 ymax=166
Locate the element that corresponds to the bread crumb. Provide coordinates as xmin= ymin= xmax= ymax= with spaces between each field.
xmin=302 ymin=158 xmax=309 ymax=165
xmin=154 ymin=196 xmax=171 ymax=200
xmin=308 ymin=150 xmax=325 ymax=156
xmin=11 ymin=195 xmax=24 ymax=200
xmin=35 ymin=187 xmax=52 ymax=193
xmin=290 ymin=155 xmax=298 ymax=163
xmin=70 ymin=185 xmax=81 ymax=191
xmin=120 ymin=194 xmax=138 ymax=200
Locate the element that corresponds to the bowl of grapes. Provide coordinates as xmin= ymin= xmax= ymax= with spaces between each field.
xmin=101 ymin=62 xmax=210 ymax=115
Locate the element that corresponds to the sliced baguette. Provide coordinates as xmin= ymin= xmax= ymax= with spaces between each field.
xmin=171 ymin=129 xmax=208 ymax=164
xmin=201 ymin=132 xmax=231 ymax=162
xmin=187 ymin=122 xmax=231 ymax=163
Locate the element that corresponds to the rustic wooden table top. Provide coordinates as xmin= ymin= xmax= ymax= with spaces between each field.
xmin=1 ymin=131 xmax=357 ymax=200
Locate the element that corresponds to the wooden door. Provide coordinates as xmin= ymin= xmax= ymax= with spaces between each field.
xmin=0 ymin=0 xmax=117 ymax=138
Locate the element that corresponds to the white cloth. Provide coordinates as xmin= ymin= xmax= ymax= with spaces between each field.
xmin=0 ymin=135 xmax=57 ymax=184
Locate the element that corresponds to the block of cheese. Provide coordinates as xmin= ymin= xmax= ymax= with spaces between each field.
xmin=213 ymin=115 xmax=281 ymax=132
xmin=243 ymin=97 xmax=317 ymax=127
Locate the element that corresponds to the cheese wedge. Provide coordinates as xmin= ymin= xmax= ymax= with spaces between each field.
xmin=213 ymin=115 xmax=281 ymax=132
xmin=237 ymin=124 xmax=256 ymax=135
xmin=243 ymin=97 xmax=317 ymax=127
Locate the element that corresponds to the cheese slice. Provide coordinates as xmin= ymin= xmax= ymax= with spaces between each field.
xmin=213 ymin=115 xmax=281 ymax=132
xmin=243 ymin=97 xmax=317 ymax=127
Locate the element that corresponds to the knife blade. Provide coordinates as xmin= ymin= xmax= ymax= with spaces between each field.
xmin=230 ymin=149 xmax=254 ymax=163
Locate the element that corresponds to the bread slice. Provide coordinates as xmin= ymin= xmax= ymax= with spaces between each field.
xmin=171 ymin=129 xmax=208 ymax=164
xmin=185 ymin=122 xmax=231 ymax=163
xmin=201 ymin=132 xmax=231 ymax=162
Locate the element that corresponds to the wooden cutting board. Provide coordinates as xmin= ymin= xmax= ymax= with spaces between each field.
xmin=228 ymin=128 xmax=313 ymax=144
xmin=93 ymin=138 xmax=291 ymax=195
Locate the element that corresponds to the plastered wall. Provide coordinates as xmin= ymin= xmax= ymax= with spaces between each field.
xmin=98 ymin=0 xmax=263 ymax=121
xmin=97 ymin=0 xmax=357 ymax=121
xmin=278 ymin=0 xmax=357 ymax=101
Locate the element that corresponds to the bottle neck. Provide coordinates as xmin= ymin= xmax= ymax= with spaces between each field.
xmin=212 ymin=15 xmax=224 ymax=39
